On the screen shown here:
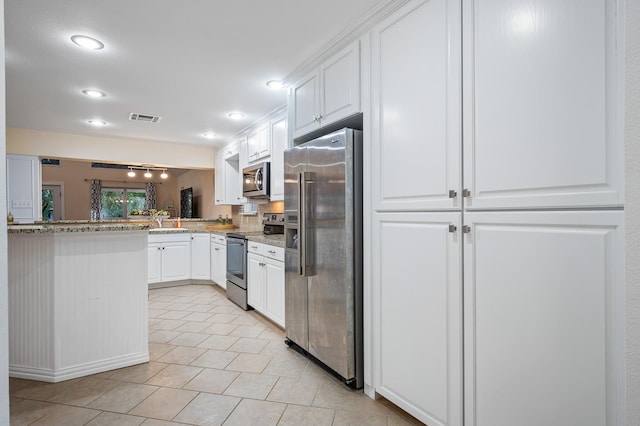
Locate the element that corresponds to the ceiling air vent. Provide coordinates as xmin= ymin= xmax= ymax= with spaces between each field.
xmin=129 ymin=113 xmax=161 ymax=123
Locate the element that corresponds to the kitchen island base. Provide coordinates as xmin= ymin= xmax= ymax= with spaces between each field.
xmin=8 ymin=228 xmax=149 ymax=383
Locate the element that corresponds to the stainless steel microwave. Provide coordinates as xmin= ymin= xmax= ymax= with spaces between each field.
xmin=242 ymin=162 xmax=270 ymax=198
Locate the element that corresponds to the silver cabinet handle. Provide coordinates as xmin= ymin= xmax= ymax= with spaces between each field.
xmin=214 ymin=248 xmax=220 ymax=251
xmin=251 ymin=245 xmax=258 ymax=249
xmin=268 ymin=250 xmax=276 ymax=254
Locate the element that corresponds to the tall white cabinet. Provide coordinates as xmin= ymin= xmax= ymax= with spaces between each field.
xmin=368 ymin=0 xmax=625 ymax=425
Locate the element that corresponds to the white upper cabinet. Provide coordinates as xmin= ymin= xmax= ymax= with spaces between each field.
xmin=371 ymin=0 xmax=461 ymax=211
xmin=290 ymin=40 xmax=361 ymax=138
xmin=463 ymin=0 xmax=624 ymax=209
xmin=248 ymin=123 xmax=270 ymax=163
xmin=214 ymin=151 xmax=226 ymax=205
xmin=269 ymin=114 xmax=287 ymax=201
xmin=463 ymin=210 xmax=624 ymax=426
xmin=215 ymin=139 xmax=245 ymax=205
xmin=7 ymin=154 xmax=42 ymax=222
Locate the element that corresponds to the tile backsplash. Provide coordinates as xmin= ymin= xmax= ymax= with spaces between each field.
xmin=232 ymin=201 xmax=284 ymax=232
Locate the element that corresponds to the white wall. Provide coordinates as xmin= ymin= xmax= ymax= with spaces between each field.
xmin=626 ymin=1 xmax=640 ymax=423
xmin=7 ymin=127 xmax=215 ymax=169
xmin=0 ymin=1 xmax=9 ymax=423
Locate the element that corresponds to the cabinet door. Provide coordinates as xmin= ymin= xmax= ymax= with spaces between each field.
xmin=463 ymin=0 xmax=623 ymax=209
xmin=269 ymin=115 xmax=287 ymax=201
xmin=147 ymin=242 xmax=162 ymax=284
xmin=210 ymin=242 xmax=227 ymax=289
xmin=214 ymin=152 xmax=226 ymax=205
xmin=291 ymin=71 xmax=320 ymax=138
xmin=247 ymin=253 xmax=265 ymax=311
xmin=191 ymin=234 xmax=211 ymax=280
xmin=247 ymin=130 xmax=259 ymax=162
xmin=225 ymin=158 xmax=244 ymax=205
xmin=372 ymin=211 xmax=462 ymax=426
xmin=320 ymin=40 xmax=360 ymax=126
xmin=161 ymin=241 xmax=191 ymax=282
xmin=463 ymin=210 xmax=624 ymax=426
xmin=264 ymin=257 xmax=285 ymax=327
xmin=371 ymin=0 xmax=461 ymax=211
xmin=257 ymin=124 xmax=271 ymax=160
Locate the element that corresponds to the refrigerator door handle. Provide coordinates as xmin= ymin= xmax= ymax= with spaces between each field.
xmin=300 ymin=171 xmax=314 ymax=277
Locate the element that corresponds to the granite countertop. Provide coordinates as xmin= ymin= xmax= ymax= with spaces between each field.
xmin=8 ymin=223 xmax=151 ymax=234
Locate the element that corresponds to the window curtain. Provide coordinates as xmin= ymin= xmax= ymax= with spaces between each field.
xmin=89 ymin=179 xmax=101 ymax=220
xmin=146 ymin=182 xmax=157 ymax=210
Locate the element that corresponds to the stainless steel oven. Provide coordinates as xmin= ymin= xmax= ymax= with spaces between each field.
xmin=226 ymin=233 xmax=249 ymax=310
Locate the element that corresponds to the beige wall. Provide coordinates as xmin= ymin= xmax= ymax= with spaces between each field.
xmin=7 ymin=127 xmax=215 ymax=169
xmin=176 ymin=169 xmax=231 ymax=219
xmin=42 ymin=159 xmax=178 ymax=220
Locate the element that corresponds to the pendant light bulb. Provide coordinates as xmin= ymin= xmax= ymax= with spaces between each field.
xmin=144 ymin=169 xmax=152 ymax=178
xmin=127 ymin=168 xmax=136 ymax=178
xmin=160 ymin=170 xmax=168 ymax=179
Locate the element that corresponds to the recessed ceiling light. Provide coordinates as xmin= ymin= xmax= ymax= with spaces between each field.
xmin=71 ymin=35 xmax=104 ymax=50
xmin=88 ymin=120 xmax=107 ymax=127
xmin=82 ymin=89 xmax=106 ymax=98
xmin=266 ymin=80 xmax=284 ymax=90
xmin=227 ymin=112 xmax=245 ymax=120
xmin=203 ymin=132 xmax=216 ymax=139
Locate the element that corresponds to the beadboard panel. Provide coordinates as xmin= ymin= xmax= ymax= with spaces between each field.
xmin=8 ymin=231 xmax=149 ymax=382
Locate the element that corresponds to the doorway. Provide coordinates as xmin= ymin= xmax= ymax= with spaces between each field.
xmin=42 ymin=184 xmax=63 ymax=221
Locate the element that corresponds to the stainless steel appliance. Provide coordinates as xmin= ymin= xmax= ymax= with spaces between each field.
xmin=226 ymin=233 xmax=249 ymax=310
xmin=284 ymin=128 xmax=363 ymax=388
xmin=262 ymin=212 xmax=284 ymax=234
xmin=242 ymin=162 xmax=270 ymax=198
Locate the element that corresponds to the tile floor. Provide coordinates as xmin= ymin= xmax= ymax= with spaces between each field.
xmin=9 ymin=284 xmax=422 ymax=425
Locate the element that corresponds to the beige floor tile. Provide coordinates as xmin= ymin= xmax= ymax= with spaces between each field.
xmin=183 ymin=368 xmax=239 ymax=394
xmin=86 ymin=412 xmax=146 ymax=425
xmin=180 ymin=312 xmax=213 ymax=322
xmin=278 ymin=405 xmax=335 ymax=426
xmin=9 ymin=399 xmax=60 ymax=426
xmin=158 ymin=310 xmax=191 ymax=320
xmin=167 ymin=332 xmax=209 ymax=347
xmin=301 ymin=360 xmax=342 ymax=384
xmin=166 ymin=302 xmax=194 ymax=311
xmin=145 ymin=364 xmax=203 ymax=388
xmin=175 ymin=320 xmax=211 ymax=333
xmin=209 ymin=313 xmax=240 ymax=323
xmin=229 ymin=324 xmax=266 ymax=338
xmin=222 ymin=399 xmax=286 ymax=426
xmin=148 ymin=302 xmax=172 ymax=310
xmin=202 ymin=322 xmax=239 ymax=335
xmin=198 ymin=334 xmax=239 ymax=350
xmin=157 ymin=346 xmax=207 ymax=364
xmin=129 ymin=387 xmax=198 ymax=421
xmin=173 ymin=392 xmax=241 ymax=425
xmin=168 ymin=295 xmax=193 ymax=304
xmin=148 ymin=309 xmax=169 ymax=319
xmin=87 ymin=383 xmax=158 ymax=413
xmin=107 ymin=362 xmax=169 ymax=383
xmin=149 ymin=295 xmax=175 ymax=303
xmin=47 ymin=377 xmax=120 ymax=406
xmin=148 ymin=330 xmax=181 ymax=344
xmin=227 ymin=337 xmax=269 ymax=354
xmin=187 ymin=303 xmax=216 ymax=313
xmin=258 ymin=327 xmax=285 ymax=341
xmin=225 ymin=353 xmax=272 ymax=374
xmin=312 ymin=381 xmax=394 ymax=417
xmin=190 ymin=349 xmax=239 ymax=369
xmin=10 ymin=378 xmax=81 ymax=401
xmin=267 ymin=377 xmax=319 ymax=405
xmin=141 ymin=418 xmax=184 ymax=425
xmin=151 ymin=319 xmax=188 ymax=331
xmin=148 ymin=343 xmax=177 ymax=360
xmin=29 ymin=404 xmax=101 ymax=425
xmin=262 ymin=352 xmax=309 ymax=378
xmin=209 ymin=304 xmax=238 ymax=314
xmin=260 ymin=339 xmax=293 ymax=357
xmin=230 ymin=314 xmax=261 ymax=326
xmin=224 ymin=372 xmax=278 ymax=400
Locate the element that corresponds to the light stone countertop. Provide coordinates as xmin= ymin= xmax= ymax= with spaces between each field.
xmin=8 ymin=223 xmax=151 ymax=234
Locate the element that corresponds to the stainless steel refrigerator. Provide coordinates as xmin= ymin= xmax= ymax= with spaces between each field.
xmin=284 ymin=128 xmax=363 ymax=388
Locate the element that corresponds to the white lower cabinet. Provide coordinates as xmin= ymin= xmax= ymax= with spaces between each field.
xmin=210 ymin=235 xmax=227 ymax=289
xmin=372 ymin=212 xmax=462 ymax=426
xmin=463 ymin=210 xmax=624 ymax=426
xmin=247 ymin=242 xmax=285 ymax=327
xmin=191 ymin=233 xmax=211 ymax=280
xmin=148 ymin=234 xmax=191 ymax=284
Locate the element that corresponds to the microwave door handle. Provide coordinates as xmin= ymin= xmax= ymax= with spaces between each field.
xmin=255 ymin=168 xmax=263 ymax=191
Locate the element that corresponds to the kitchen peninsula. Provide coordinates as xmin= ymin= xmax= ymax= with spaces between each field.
xmin=8 ymin=222 xmax=151 ymax=383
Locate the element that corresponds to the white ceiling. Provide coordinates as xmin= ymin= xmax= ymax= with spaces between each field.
xmin=5 ymin=0 xmax=383 ymax=151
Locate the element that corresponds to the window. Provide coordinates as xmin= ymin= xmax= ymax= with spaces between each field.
xmin=101 ymin=188 xmax=146 ymax=219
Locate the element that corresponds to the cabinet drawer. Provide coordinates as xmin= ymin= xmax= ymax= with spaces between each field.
xmin=149 ymin=233 xmax=191 ymax=243
xmin=247 ymin=241 xmax=284 ymax=261
xmin=210 ymin=234 xmax=226 ymax=244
